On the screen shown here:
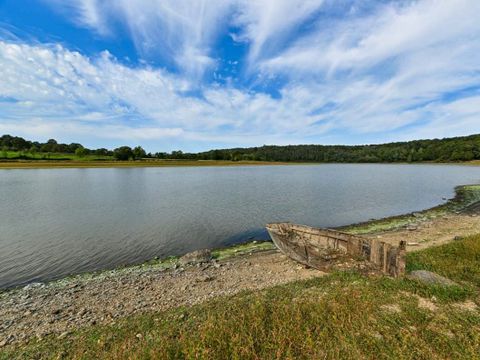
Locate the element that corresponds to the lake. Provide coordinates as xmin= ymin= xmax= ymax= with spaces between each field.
xmin=1 ymin=164 xmax=480 ymax=288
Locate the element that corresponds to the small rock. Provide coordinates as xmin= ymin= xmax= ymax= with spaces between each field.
xmin=409 ymin=270 xmax=458 ymax=287
xmin=23 ymin=282 xmax=44 ymax=291
xmin=407 ymin=242 xmax=420 ymax=246
xmin=179 ymin=249 xmax=212 ymax=265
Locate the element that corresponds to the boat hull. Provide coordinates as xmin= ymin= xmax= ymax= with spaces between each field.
xmin=266 ymin=223 xmax=406 ymax=277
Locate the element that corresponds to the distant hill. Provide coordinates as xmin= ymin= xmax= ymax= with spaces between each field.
xmin=2 ymin=133 xmax=480 ymax=163
xmin=193 ymin=134 xmax=480 ymax=163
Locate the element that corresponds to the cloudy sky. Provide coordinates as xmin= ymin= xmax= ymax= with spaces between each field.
xmin=0 ymin=0 xmax=479 ymax=151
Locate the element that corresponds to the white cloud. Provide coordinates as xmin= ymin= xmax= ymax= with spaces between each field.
xmin=46 ymin=0 xmax=328 ymax=78
xmin=232 ymin=0 xmax=325 ymax=69
xmin=0 ymin=41 xmax=333 ymax=148
xmin=46 ymin=0 xmax=110 ymax=36
xmin=263 ymin=0 xmax=480 ymax=74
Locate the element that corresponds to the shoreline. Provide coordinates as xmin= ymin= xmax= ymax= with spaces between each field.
xmin=0 ymin=160 xmax=302 ymax=169
xmin=0 ymin=159 xmax=479 ymax=169
xmin=2 ymin=183 xmax=480 ymax=294
xmin=1 ymin=185 xmax=480 ymax=347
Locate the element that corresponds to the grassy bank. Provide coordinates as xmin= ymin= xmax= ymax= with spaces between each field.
xmin=0 ymin=159 xmax=298 ymax=169
xmin=3 ymin=234 xmax=480 ymax=359
xmin=1 ymin=157 xmax=480 ymax=169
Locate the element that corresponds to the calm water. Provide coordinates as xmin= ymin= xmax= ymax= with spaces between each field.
xmin=1 ymin=164 xmax=480 ymax=288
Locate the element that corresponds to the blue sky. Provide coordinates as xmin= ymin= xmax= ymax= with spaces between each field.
xmin=0 ymin=0 xmax=479 ymax=152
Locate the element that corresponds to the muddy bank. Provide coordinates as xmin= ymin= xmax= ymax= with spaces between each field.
xmin=1 ymin=185 xmax=480 ymax=348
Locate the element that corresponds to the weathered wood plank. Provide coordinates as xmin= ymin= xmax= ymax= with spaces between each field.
xmin=266 ymin=223 xmax=406 ymax=277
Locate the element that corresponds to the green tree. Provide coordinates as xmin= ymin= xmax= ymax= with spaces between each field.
xmin=133 ymin=146 xmax=146 ymax=159
xmin=113 ymin=146 xmax=134 ymax=161
xmin=75 ymin=146 xmax=87 ymax=158
xmin=29 ymin=146 xmax=37 ymax=158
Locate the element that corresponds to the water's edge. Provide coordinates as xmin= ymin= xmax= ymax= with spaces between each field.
xmin=1 ymin=184 xmax=479 ymax=294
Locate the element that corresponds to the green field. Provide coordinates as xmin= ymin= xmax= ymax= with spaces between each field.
xmin=0 ymin=150 xmax=113 ymax=161
xmin=3 ymin=235 xmax=480 ymax=359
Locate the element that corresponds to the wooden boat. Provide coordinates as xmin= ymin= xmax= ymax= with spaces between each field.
xmin=266 ymin=223 xmax=406 ymax=277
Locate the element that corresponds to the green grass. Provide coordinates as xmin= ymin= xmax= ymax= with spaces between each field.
xmin=407 ymin=234 xmax=480 ymax=287
xmin=0 ymin=150 xmax=113 ymax=161
xmin=3 ymin=235 xmax=480 ymax=359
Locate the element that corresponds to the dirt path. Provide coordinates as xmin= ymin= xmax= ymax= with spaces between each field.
xmin=365 ymin=212 xmax=480 ymax=251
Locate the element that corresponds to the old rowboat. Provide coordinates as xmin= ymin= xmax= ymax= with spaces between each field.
xmin=266 ymin=223 xmax=406 ymax=277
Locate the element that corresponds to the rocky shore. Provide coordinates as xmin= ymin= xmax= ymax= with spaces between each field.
xmin=0 ymin=249 xmax=323 ymax=347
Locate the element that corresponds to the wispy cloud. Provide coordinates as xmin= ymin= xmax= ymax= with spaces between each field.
xmin=46 ymin=0 xmax=235 ymax=80
xmin=232 ymin=0 xmax=325 ymax=70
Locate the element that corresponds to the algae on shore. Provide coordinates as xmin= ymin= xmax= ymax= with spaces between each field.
xmin=341 ymin=184 xmax=480 ymax=234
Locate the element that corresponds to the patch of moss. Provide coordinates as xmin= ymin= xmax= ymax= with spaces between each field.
xmin=212 ymin=241 xmax=275 ymax=260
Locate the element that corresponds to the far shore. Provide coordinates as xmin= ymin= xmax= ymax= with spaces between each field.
xmin=0 ymin=159 xmax=479 ymax=169
xmin=0 ymin=159 xmax=298 ymax=169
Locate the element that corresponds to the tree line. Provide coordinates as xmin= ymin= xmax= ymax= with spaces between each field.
xmin=0 ymin=135 xmax=146 ymax=160
xmin=2 ymin=133 xmax=480 ymax=162
xmin=193 ymin=134 xmax=480 ymax=163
